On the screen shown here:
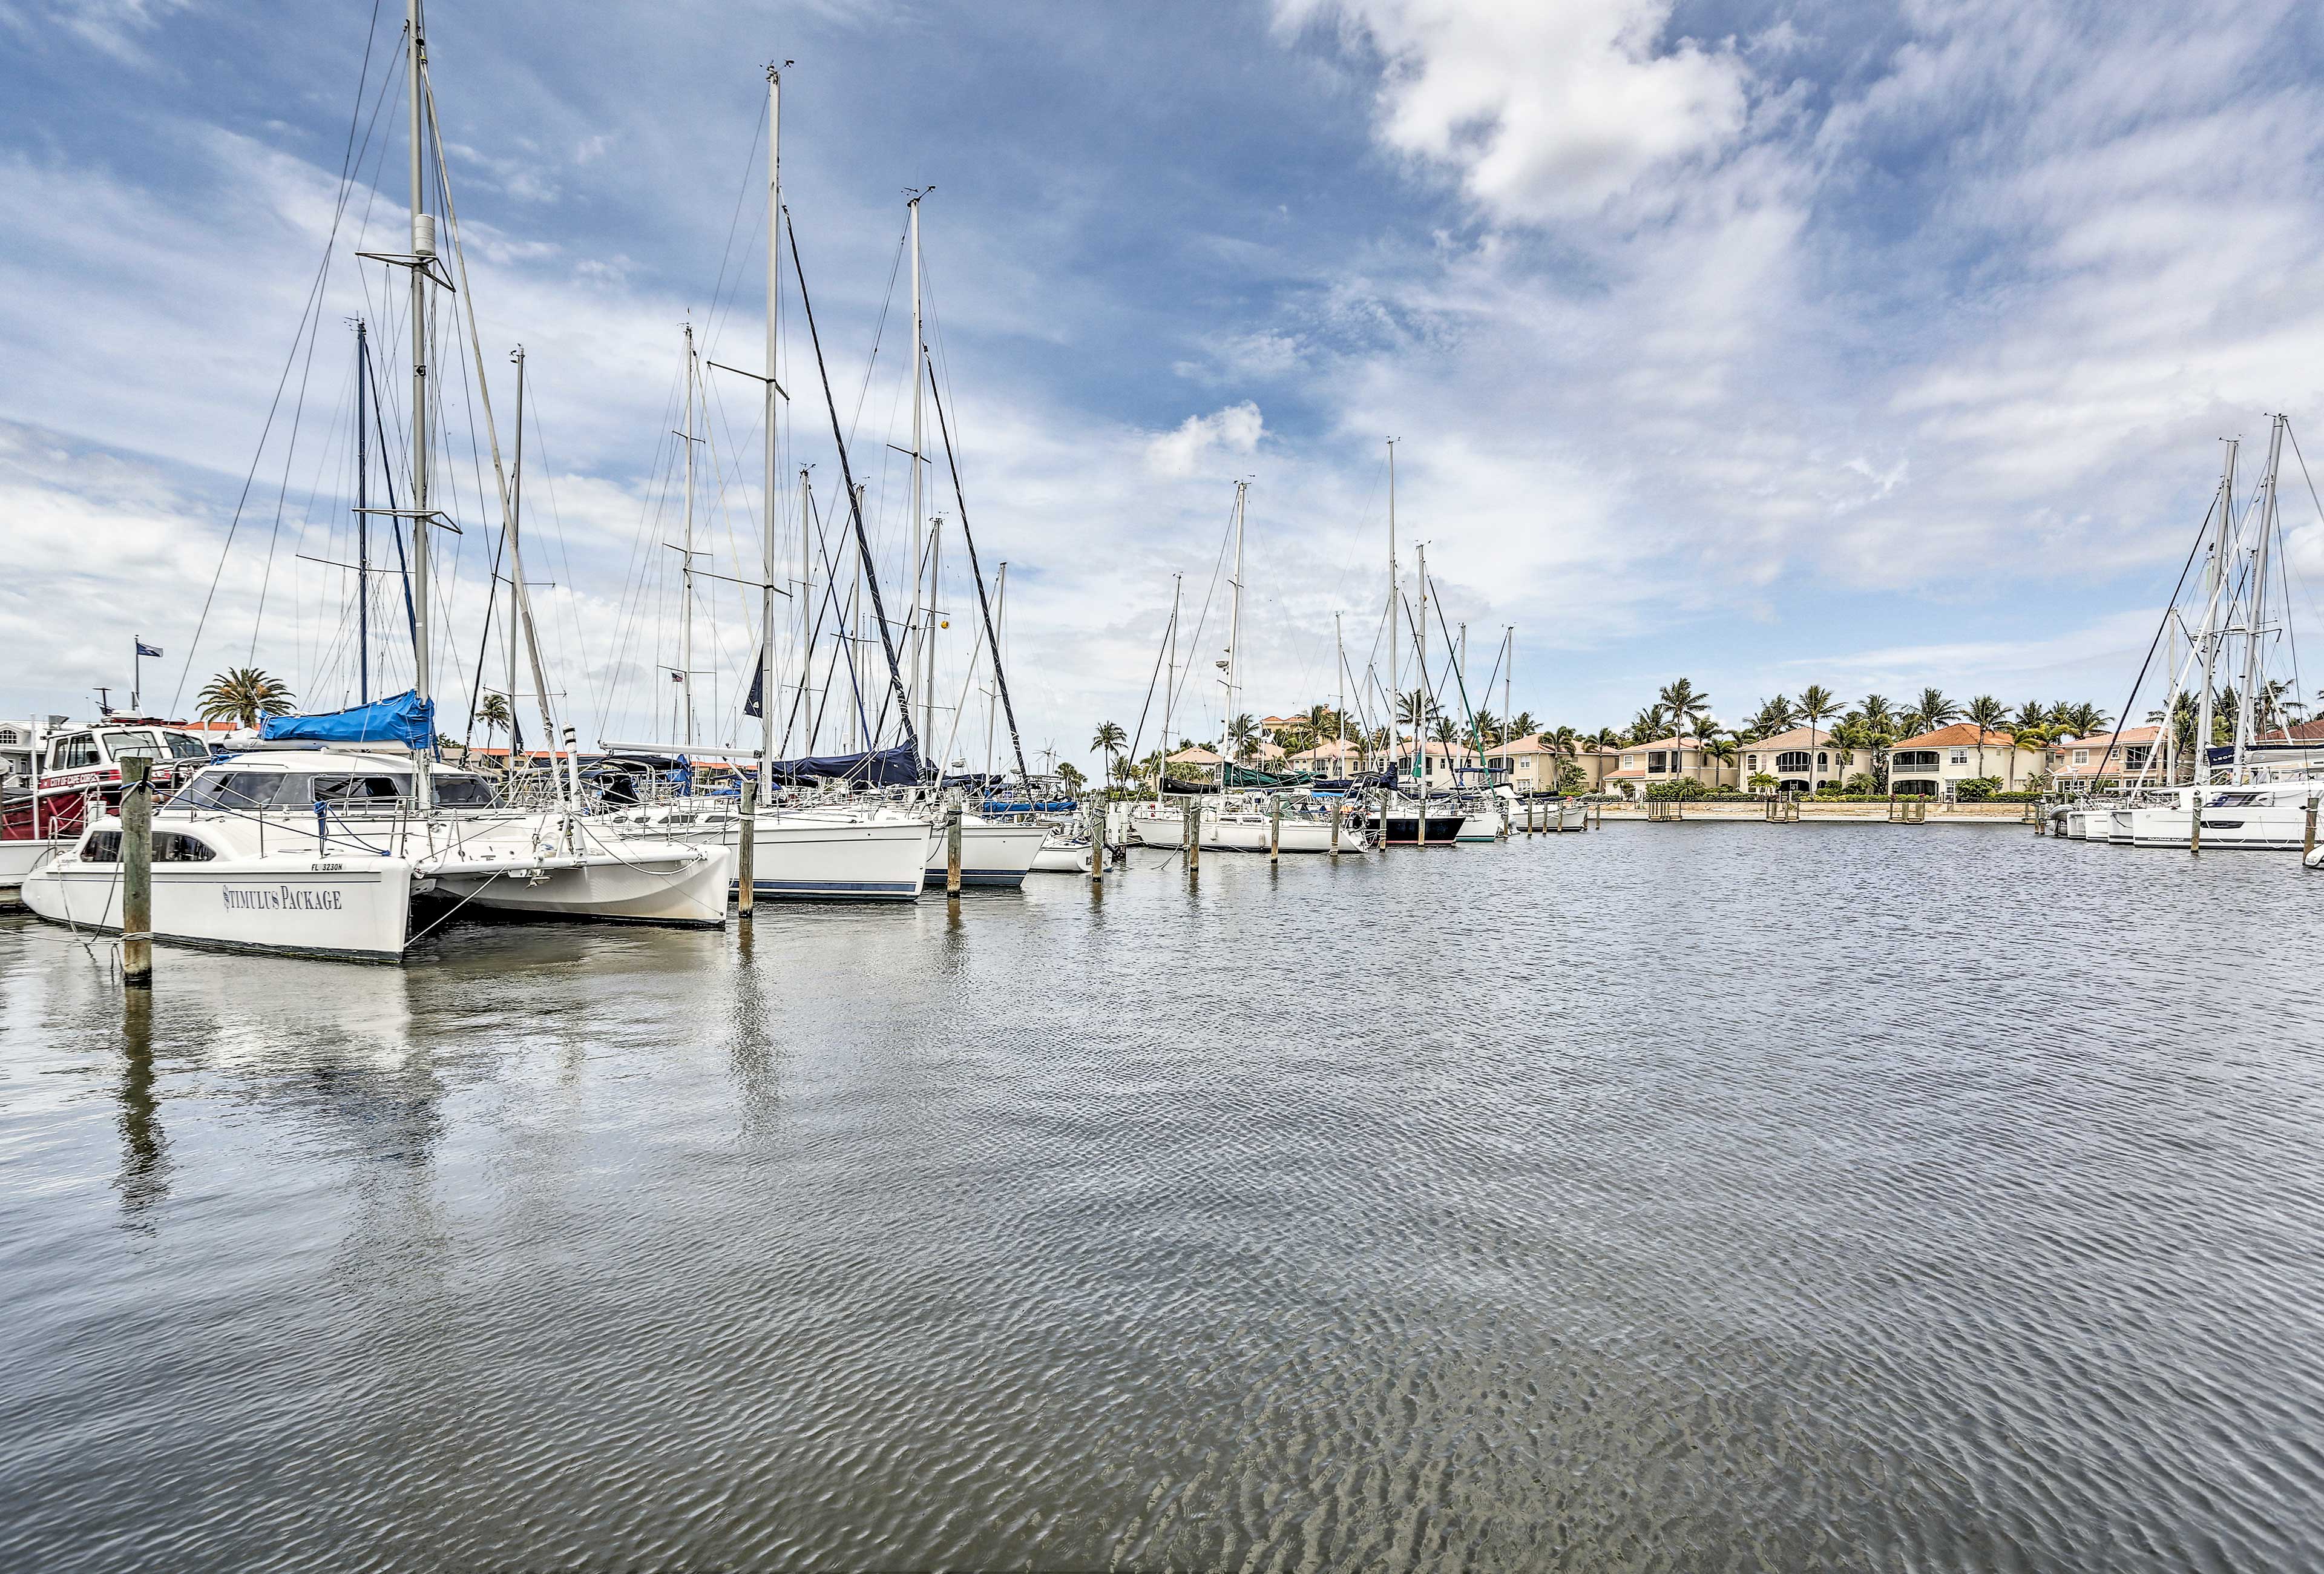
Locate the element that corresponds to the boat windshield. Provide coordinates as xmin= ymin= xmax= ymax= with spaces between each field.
xmin=172 ymin=769 xmax=289 ymax=809
xmin=164 ymin=733 xmax=213 ymax=759
xmin=100 ymin=729 xmax=161 ymax=759
xmin=174 ymin=766 xmax=495 ymax=810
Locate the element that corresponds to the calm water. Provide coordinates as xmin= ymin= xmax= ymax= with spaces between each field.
xmin=3 ymin=823 xmax=2322 ymax=1571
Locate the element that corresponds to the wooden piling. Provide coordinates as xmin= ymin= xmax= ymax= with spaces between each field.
xmin=1187 ymin=796 xmax=1200 ymax=872
xmin=120 ymin=756 xmax=153 ymax=987
xmin=1269 ymin=794 xmax=1281 ymax=863
xmin=736 ymin=777 xmax=757 ymax=916
xmin=2305 ymin=795 xmax=2317 ymax=863
xmin=2190 ymin=791 xmax=2202 ymax=854
xmin=946 ymin=802 xmax=963 ymax=894
xmin=1088 ymin=796 xmax=1104 ymax=887
xmin=1330 ymin=797 xmax=1342 ymax=855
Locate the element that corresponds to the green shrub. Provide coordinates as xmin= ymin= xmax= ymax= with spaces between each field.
xmin=1952 ymin=776 xmax=2003 ymax=802
xmin=1646 ymin=777 xmax=1710 ymax=800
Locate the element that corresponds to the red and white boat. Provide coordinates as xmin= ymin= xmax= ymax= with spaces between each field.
xmin=1 ymin=717 xmax=219 ymax=903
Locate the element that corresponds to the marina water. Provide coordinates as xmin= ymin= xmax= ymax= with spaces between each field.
xmin=3 ymin=823 xmax=2320 ymax=1569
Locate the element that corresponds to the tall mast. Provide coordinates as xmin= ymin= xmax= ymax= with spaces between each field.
xmin=1162 ymin=573 xmax=1181 ymax=801
xmin=680 ymin=323 xmax=698 ymax=746
xmin=797 ymin=466 xmax=812 ymax=736
xmin=1385 ymin=437 xmax=1397 ymax=783
xmin=2198 ymin=438 xmax=2234 ymax=782
xmin=1335 ymin=611 xmax=1347 ymax=772
xmin=355 ymin=317 xmax=370 ymax=706
xmin=1415 ymin=541 xmax=1429 ymax=834
xmin=1227 ymin=479 xmax=1247 ymax=780
xmin=761 ymin=62 xmax=783 ymax=792
xmin=1503 ymin=625 xmax=1513 ymax=751
xmin=908 ymin=191 xmax=930 ymax=752
xmin=2235 ymin=415 xmax=2284 ymax=782
xmin=406 ymin=0 xmax=433 ymax=809
xmin=508 ymin=344 xmax=527 ymax=766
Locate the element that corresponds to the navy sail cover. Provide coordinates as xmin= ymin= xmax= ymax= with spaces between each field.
xmin=766 ymin=743 xmax=920 ymax=786
xmin=260 ymin=690 xmax=435 ymax=751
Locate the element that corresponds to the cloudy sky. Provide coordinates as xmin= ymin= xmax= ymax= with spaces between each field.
xmin=6 ymin=0 xmax=2324 ymax=767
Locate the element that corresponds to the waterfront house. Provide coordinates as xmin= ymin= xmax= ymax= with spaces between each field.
xmin=1736 ymin=726 xmax=1856 ymax=794
xmin=1886 ymin=723 xmax=2039 ymax=795
xmin=2049 ymin=727 xmax=2159 ymax=786
xmin=1601 ymin=735 xmax=1738 ymax=795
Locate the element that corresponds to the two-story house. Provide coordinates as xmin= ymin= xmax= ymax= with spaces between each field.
xmin=1601 ymin=735 xmax=1738 ymax=795
xmin=2048 ymin=727 xmax=2158 ymax=786
xmin=1886 ymin=723 xmax=2041 ymax=796
xmin=1736 ymin=726 xmax=1857 ymax=793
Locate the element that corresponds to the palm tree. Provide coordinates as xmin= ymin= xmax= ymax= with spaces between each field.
xmin=1744 ymin=694 xmax=1799 ymax=742
xmin=1628 ymin=705 xmax=1668 ymax=746
xmin=1506 ymin=710 xmax=1541 ymax=741
xmin=1797 ymin=685 xmax=1837 ymax=788
xmin=1701 ymin=734 xmax=1738 ymax=786
xmin=1396 ymin=690 xmax=1436 ymax=731
xmin=1090 ymin=719 xmax=1128 ymax=795
xmin=2055 ymin=700 xmax=2110 ymax=740
xmin=195 ymin=667 xmax=295 ymax=730
xmin=1227 ymin=712 xmax=1259 ymax=765
xmin=1911 ymin=687 xmax=1960 ymax=736
xmin=475 ymin=691 xmax=514 ymax=739
xmin=1470 ymin=709 xmax=1502 ymax=754
xmin=1658 ymin=678 xmax=1712 ymax=753
xmin=1591 ymin=725 xmax=1625 ymax=752
xmin=1965 ymin=694 xmax=2006 ymax=781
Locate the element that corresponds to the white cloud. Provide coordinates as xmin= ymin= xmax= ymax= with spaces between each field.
xmin=1278 ymin=0 xmax=1754 ymax=222
xmin=1144 ymin=402 xmax=1266 ymax=477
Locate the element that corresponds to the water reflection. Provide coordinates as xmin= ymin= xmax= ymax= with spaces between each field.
xmin=113 ymin=987 xmax=169 ymax=1227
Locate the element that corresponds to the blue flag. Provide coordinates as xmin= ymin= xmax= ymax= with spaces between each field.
xmin=136 ymin=640 xmax=163 ymax=658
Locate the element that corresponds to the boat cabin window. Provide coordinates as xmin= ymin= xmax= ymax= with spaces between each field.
xmin=101 ymin=729 xmax=162 ymax=760
xmin=154 ymin=832 xmax=217 ymax=862
xmin=74 ymin=830 xmax=215 ymax=862
xmin=49 ymin=734 xmax=100 ymax=772
xmin=313 ymin=775 xmax=405 ymax=804
xmin=433 ymin=775 xmax=495 ymax=808
xmin=165 ymin=733 xmax=213 ymax=760
xmin=174 ymin=770 xmax=288 ymax=809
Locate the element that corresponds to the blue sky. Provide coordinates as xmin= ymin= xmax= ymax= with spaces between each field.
xmin=6 ymin=0 xmax=2324 ymax=767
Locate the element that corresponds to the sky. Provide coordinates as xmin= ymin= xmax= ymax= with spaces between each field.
xmin=7 ymin=0 xmax=2324 ymax=771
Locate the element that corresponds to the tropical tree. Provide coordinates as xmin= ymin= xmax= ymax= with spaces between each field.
xmin=195 ymin=667 xmax=295 ymax=730
xmin=1227 ymin=712 xmax=1259 ymax=763
xmin=1748 ymin=770 xmax=1777 ymax=794
xmin=1742 ymin=694 xmax=1798 ymax=742
xmin=1090 ymin=719 xmax=1127 ymax=777
xmin=1396 ymin=690 xmax=1436 ymax=732
xmin=1909 ymin=687 xmax=1960 ymax=736
xmin=1702 ymin=734 xmax=1738 ymax=785
xmin=1057 ymin=760 xmax=1086 ymax=791
xmin=2055 ymin=700 xmax=2110 ymax=739
xmin=1546 ymin=725 xmax=1580 ymax=760
xmin=1470 ymin=709 xmax=1502 ymax=753
xmin=1796 ymin=685 xmax=1838 ymax=788
xmin=1628 ymin=705 xmax=1669 ymax=746
xmin=1591 ymin=725 xmax=1626 ymax=751
xmin=1965 ymin=694 xmax=2006 ymax=780
xmin=1658 ymin=679 xmax=1712 ymax=749
xmin=1506 ymin=711 xmax=1542 ymax=741
xmin=1431 ymin=716 xmax=1460 ymax=749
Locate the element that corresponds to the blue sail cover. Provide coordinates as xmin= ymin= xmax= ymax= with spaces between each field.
xmin=767 ymin=743 xmax=921 ymax=786
xmin=260 ymin=689 xmax=435 ymax=750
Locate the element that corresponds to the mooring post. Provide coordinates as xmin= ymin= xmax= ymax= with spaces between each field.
xmin=120 ymin=756 xmax=153 ymax=987
xmin=737 ymin=776 xmax=757 ymax=916
xmin=1088 ymin=796 xmax=1105 ymax=887
xmin=1269 ymin=794 xmax=1281 ymax=863
xmin=946 ymin=800 xmax=963 ymax=895
xmin=1330 ymin=797 xmax=1342 ymax=855
xmin=2190 ymin=791 xmax=2202 ymax=854
xmin=2305 ymin=795 xmax=2317 ymax=863
xmin=1187 ymin=795 xmax=1200 ymax=873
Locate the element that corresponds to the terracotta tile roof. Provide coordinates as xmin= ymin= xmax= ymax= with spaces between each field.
xmin=1741 ymin=726 xmax=1837 ymax=750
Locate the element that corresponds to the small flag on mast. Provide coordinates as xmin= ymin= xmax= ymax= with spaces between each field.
xmin=136 ymin=640 xmax=163 ymax=658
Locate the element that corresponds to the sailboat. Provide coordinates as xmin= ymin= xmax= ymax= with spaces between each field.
xmin=24 ymin=0 xmax=732 ymax=957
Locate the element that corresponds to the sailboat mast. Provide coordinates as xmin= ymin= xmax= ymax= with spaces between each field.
xmin=1385 ymin=437 xmax=1397 ymax=789
xmin=761 ymin=62 xmax=783 ymax=792
xmin=1503 ymin=625 xmax=1513 ymax=756
xmin=1228 ymin=479 xmax=1246 ymax=780
xmin=508 ymin=344 xmax=527 ymax=766
xmin=2234 ymin=415 xmax=2284 ymax=782
xmin=2198 ymin=440 xmax=2234 ymax=782
xmin=1336 ymin=611 xmax=1347 ymax=772
xmin=355 ymin=317 xmax=370 ymax=706
xmin=908 ymin=192 xmax=930 ymax=753
xmin=681 ymin=323 xmax=698 ymax=747
xmin=798 ymin=466 xmax=812 ymax=734
xmin=1163 ymin=573 xmax=1181 ymax=801
xmin=406 ymin=0 xmax=433 ymax=809
xmin=1416 ymin=541 xmax=1428 ymax=837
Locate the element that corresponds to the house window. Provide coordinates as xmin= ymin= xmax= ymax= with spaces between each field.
xmin=1744 ymin=754 xmax=1758 ymax=769
xmin=1816 ymin=751 xmax=1828 ymax=768
xmin=0 ymin=729 xmax=18 ymax=745
xmin=2073 ymin=749 xmax=2089 ymax=765
xmin=1648 ymin=751 xmax=1669 ymax=773
xmin=1949 ymin=749 xmax=1969 ymax=765
xmin=1776 ymin=751 xmax=1810 ymax=773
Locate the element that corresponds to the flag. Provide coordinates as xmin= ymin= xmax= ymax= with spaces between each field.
xmin=136 ymin=640 xmax=163 ymax=658
xmin=669 ymin=670 xmax=684 ymax=683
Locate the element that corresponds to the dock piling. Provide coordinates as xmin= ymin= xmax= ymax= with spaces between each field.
xmin=737 ymin=777 xmax=757 ymax=916
xmin=946 ymin=802 xmax=963 ymax=895
xmin=121 ymin=756 xmax=152 ymax=987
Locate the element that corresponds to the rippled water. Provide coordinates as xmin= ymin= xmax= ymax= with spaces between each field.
xmin=4 ymin=822 xmax=2322 ymax=1571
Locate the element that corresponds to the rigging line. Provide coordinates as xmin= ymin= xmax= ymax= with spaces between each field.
xmin=174 ymin=0 xmax=390 ymax=713
xmin=359 ymin=337 xmax=418 ymax=657
xmin=1121 ymin=601 xmax=1177 ymax=785
xmin=925 ymin=351 xmax=1027 ymax=783
xmin=1165 ymin=494 xmax=1241 ymax=723
xmin=845 ymin=219 xmax=911 ymax=455
xmin=696 ymin=98 xmax=767 ymax=363
xmin=516 ymin=399 xmax=602 ymax=733
xmin=2090 ymin=484 xmax=2216 ymax=784
xmin=784 ymin=206 xmax=921 ymax=769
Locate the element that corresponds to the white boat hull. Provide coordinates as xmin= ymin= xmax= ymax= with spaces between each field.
xmin=609 ymin=808 xmax=929 ymax=900
xmin=21 ymin=857 xmax=416 ymax=960
xmin=431 ymin=843 xmax=733 ymax=926
xmin=0 ymin=836 xmax=66 ymax=901
xmin=1030 ymin=838 xmax=1093 ymax=873
xmin=1127 ymin=806 xmax=1336 ymax=852
xmin=924 ymin=822 xmax=1044 ymax=887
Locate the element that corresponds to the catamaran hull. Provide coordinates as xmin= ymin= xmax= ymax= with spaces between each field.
xmin=434 ymin=846 xmax=734 ymax=926
xmin=620 ymin=814 xmax=928 ymax=900
xmin=20 ymin=860 xmax=416 ymax=960
xmin=924 ymin=823 xmax=1043 ymax=887
xmin=2115 ymin=805 xmax=2311 ymax=850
